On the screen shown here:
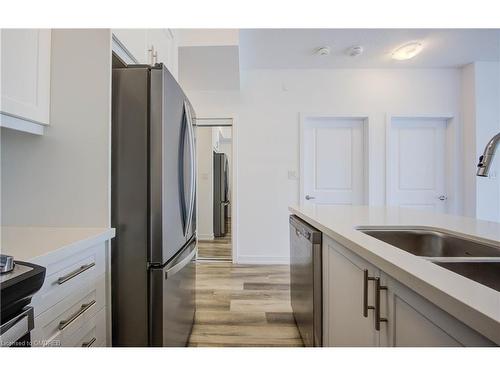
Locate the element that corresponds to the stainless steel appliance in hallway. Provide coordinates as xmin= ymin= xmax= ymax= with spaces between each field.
xmin=289 ymin=215 xmax=322 ymax=347
xmin=111 ymin=63 xmax=197 ymax=347
xmin=213 ymin=152 xmax=229 ymax=237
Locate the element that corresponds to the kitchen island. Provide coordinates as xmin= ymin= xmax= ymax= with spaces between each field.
xmin=289 ymin=205 xmax=500 ymax=346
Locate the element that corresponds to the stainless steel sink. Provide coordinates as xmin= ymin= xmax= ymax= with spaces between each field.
xmin=358 ymin=228 xmax=500 ymax=258
xmin=434 ymin=262 xmax=500 ymax=292
xmin=357 ymin=227 xmax=500 ymax=292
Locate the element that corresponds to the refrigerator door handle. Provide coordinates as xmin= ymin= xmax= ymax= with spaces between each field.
xmin=183 ymin=101 xmax=196 ymax=237
xmin=179 ymin=107 xmax=188 ymax=236
xmin=165 ymin=246 xmax=197 ymax=279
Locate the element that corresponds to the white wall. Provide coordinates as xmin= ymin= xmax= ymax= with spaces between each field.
xmin=212 ymin=127 xmax=220 ymax=150
xmin=237 ymin=68 xmax=461 ymax=263
xmin=1 ymin=29 xmax=112 ymax=227
xmin=177 ymin=29 xmax=239 ymax=47
xmin=196 ymin=127 xmax=214 ymax=240
xmin=187 ymin=68 xmax=462 ymax=264
xmin=461 ymin=62 xmax=500 ymax=222
xmin=461 ymin=64 xmax=477 ymax=218
xmin=474 ymin=62 xmax=500 ymax=222
xmin=179 ymin=46 xmax=240 ymax=91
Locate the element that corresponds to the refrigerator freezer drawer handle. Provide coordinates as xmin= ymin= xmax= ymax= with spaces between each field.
xmin=165 ymin=247 xmax=197 ymax=279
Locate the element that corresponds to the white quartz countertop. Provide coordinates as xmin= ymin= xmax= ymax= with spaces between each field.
xmin=1 ymin=226 xmax=116 ymax=262
xmin=289 ymin=204 xmax=500 ymax=344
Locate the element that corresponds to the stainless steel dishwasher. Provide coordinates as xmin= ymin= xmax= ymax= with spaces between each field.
xmin=289 ymin=215 xmax=322 ymax=347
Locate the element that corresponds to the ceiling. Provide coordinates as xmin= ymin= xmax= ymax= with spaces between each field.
xmin=239 ymin=29 xmax=500 ymax=69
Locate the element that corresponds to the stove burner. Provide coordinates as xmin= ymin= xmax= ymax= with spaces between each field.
xmin=0 ymin=255 xmax=15 ymax=274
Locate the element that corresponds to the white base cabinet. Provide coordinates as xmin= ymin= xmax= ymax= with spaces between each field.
xmin=322 ymin=235 xmax=495 ymax=347
xmin=1 ymin=29 xmax=51 ymax=129
xmin=322 ymin=236 xmax=379 ymax=346
xmin=381 ymin=273 xmax=495 ymax=347
xmin=30 ymin=241 xmax=111 ymax=347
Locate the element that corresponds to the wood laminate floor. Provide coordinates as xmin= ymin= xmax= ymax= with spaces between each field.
xmin=197 ymin=218 xmax=232 ymax=260
xmin=188 ymin=262 xmax=304 ymax=347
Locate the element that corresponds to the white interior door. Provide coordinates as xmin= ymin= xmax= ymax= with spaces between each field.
xmin=388 ymin=117 xmax=448 ymax=212
xmin=301 ymin=117 xmax=365 ymax=206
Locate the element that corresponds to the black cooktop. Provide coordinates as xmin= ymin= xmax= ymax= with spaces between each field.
xmin=0 ymin=259 xmax=46 ymax=322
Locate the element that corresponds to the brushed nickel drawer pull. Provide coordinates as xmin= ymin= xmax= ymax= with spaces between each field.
xmin=57 ymin=262 xmax=95 ymax=285
xmin=374 ymin=278 xmax=388 ymax=331
xmin=363 ymin=269 xmax=376 ymax=317
xmin=58 ymin=300 xmax=96 ymax=330
xmin=82 ymin=337 xmax=96 ymax=347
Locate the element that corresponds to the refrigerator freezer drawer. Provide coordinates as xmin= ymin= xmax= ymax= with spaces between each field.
xmin=149 ymin=237 xmax=196 ymax=347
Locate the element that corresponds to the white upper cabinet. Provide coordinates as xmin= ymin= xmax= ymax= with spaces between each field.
xmin=112 ymin=29 xmax=178 ymax=80
xmin=1 ymin=29 xmax=52 ymax=128
xmin=112 ymin=29 xmax=148 ymax=64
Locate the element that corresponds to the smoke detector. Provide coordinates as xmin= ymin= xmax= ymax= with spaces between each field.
xmin=347 ymin=45 xmax=364 ymax=57
xmin=315 ymin=46 xmax=331 ymax=56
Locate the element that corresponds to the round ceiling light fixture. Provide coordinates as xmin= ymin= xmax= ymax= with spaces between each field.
xmin=392 ymin=42 xmax=423 ymax=60
xmin=315 ymin=46 xmax=331 ymax=56
xmin=347 ymin=45 xmax=364 ymax=57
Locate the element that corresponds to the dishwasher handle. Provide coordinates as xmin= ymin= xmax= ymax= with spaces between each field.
xmin=295 ymin=227 xmax=311 ymax=241
xmin=290 ymin=215 xmax=321 ymax=244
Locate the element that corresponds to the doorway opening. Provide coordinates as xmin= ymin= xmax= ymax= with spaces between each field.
xmin=195 ymin=118 xmax=233 ymax=261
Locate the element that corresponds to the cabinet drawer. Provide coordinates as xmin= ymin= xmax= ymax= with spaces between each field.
xmin=64 ymin=307 xmax=107 ymax=347
xmin=32 ymin=275 xmax=105 ymax=347
xmin=31 ymin=243 xmax=105 ymax=316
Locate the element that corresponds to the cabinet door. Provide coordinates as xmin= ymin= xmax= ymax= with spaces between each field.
xmin=1 ymin=29 xmax=51 ymax=124
xmin=112 ymin=29 xmax=148 ymax=64
xmin=147 ymin=29 xmax=178 ymax=79
xmin=323 ymin=235 xmax=379 ymax=346
xmin=147 ymin=29 xmax=170 ymax=65
xmin=381 ymin=273 xmax=495 ymax=347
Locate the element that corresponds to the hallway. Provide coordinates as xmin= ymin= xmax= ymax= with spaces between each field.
xmin=188 ymin=262 xmax=303 ymax=347
xmin=197 ymin=218 xmax=232 ymax=260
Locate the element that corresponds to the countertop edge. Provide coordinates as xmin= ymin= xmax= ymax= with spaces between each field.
xmin=2 ymin=227 xmax=116 ymax=263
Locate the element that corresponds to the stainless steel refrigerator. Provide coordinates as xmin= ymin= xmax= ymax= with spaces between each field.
xmin=111 ymin=64 xmax=196 ymax=347
xmin=213 ymin=152 xmax=229 ymax=237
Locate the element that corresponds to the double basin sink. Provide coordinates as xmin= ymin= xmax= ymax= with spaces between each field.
xmin=357 ymin=227 xmax=500 ymax=292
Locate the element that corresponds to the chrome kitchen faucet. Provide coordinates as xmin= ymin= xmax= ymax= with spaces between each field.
xmin=477 ymin=132 xmax=500 ymax=177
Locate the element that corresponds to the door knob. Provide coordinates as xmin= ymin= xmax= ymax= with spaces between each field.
xmin=305 ymin=195 xmax=316 ymax=200
xmin=438 ymin=195 xmax=447 ymax=201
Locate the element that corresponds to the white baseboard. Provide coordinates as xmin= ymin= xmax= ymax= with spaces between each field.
xmin=197 ymin=233 xmax=214 ymax=241
xmin=234 ymin=255 xmax=290 ymax=265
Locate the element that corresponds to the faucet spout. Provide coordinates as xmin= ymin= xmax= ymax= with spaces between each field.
xmin=477 ymin=132 xmax=500 ymax=177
